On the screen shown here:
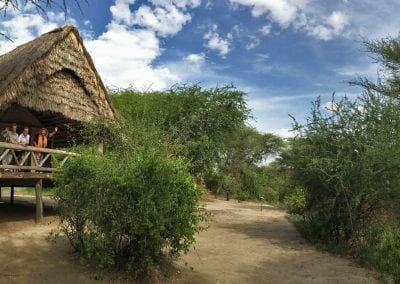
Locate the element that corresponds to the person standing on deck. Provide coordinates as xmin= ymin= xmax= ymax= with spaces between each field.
xmin=34 ymin=127 xmax=58 ymax=162
xmin=17 ymin=127 xmax=30 ymax=165
xmin=1 ymin=123 xmax=19 ymax=166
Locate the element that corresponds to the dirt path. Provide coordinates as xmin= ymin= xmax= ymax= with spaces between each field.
xmin=173 ymin=199 xmax=377 ymax=284
xmin=0 ymin=195 xmax=100 ymax=284
xmin=0 ymin=196 xmax=377 ymax=283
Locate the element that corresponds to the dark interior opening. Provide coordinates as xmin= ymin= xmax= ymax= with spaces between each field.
xmin=0 ymin=104 xmax=84 ymax=148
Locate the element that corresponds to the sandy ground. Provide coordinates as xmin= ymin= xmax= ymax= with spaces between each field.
xmin=173 ymin=200 xmax=377 ymax=284
xmin=0 ymin=195 xmax=377 ymax=284
xmin=0 ymin=195 xmax=100 ymax=284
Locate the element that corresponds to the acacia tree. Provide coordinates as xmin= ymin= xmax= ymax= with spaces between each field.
xmin=284 ymin=35 xmax=400 ymax=280
xmin=217 ymin=126 xmax=283 ymax=200
xmin=111 ymin=85 xmax=250 ymax=177
xmin=351 ymin=35 xmax=400 ymax=97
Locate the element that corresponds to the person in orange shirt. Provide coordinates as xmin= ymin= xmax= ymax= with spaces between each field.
xmin=34 ymin=127 xmax=58 ymax=162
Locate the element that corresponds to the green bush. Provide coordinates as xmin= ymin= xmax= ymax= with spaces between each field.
xmin=221 ymin=174 xmax=240 ymax=201
xmin=284 ymin=186 xmax=306 ymax=215
xmin=356 ymin=226 xmax=400 ymax=283
xmin=54 ymin=149 xmax=205 ymax=277
xmin=283 ymin=35 xmax=400 ymax=281
xmin=111 ymin=85 xmax=250 ymax=177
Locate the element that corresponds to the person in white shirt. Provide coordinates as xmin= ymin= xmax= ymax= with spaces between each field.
xmin=17 ymin=127 xmax=30 ymax=165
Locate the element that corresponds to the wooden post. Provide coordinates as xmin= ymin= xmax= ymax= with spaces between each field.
xmin=10 ymin=186 xmax=14 ymax=205
xmin=35 ymin=179 xmax=43 ymax=224
xmin=0 ymin=186 xmax=2 ymax=201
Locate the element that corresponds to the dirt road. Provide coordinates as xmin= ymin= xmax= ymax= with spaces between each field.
xmin=0 ymin=196 xmax=376 ymax=283
xmin=173 ymin=200 xmax=377 ymax=284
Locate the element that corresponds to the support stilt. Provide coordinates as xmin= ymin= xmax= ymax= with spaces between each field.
xmin=35 ymin=179 xmax=43 ymax=224
xmin=10 ymin=186 xmax=14 ymax=205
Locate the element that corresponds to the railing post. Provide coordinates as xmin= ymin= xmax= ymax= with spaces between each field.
xmin=30 ymin=152 xmax=35 ymax=173
xmin=35 ymin=179 xmax=43 ymax=224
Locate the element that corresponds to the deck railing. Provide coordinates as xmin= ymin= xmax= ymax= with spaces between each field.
xmin=0 ymin=141 xmax=79 ymax=173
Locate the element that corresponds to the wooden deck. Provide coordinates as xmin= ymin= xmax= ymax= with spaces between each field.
xmin=0 ymin=142 xmax=78 ymax=223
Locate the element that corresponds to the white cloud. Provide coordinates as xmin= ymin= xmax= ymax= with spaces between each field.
xmin=0 ymin=0 xmax=201 ymax=90
xmin=230 ymin=0 xmax=400 ymax=41
xmin=150 ymin=0 xmax=201 ymax=9
xmin=109 ymin=0 xmax=136 ymax=25
xmin=90 ymin=0 xmax=201 ymax=88
xmin=228 ymin=0 xmax=352 ymax=40
xmin=327 ymin=11 xmax=348 ymax=32
xmin=259 ymin=24 xmax=272 ymax=35
xmin=203 ymin=25 xmax=232 ymax=57
xmin=245 ymin=36 xmax=260 ymax=50
xmin=309 ymin=11 xmax=349 ymax=40
xmin=205 ymin=0 xmax=213 ymax=9
xmin=110 ymin=0 xmax=198 ymax=37
xmin=85 ymin=24 xmax=180 ymax=89
xmin=0 ymin=11 xmax=68 ymax=54
xmin=131 ymin=4 xmax=192 ymax=37
xmin=344 ymin=0 xmax=400 ymax=39
xmin=184 ymin=53 xmax=206 ymax=69
xmin=230 ymin=0 xmax=309 ymax=28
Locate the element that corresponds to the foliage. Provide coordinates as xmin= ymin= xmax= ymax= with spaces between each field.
xmin=258 ymin=161 xmax=292 ymax=202
xmin=55 ymin=84 xmax=284 ymax=277
xmin=110 ymin=85 xmax=284 ymax=202
xmin=285 ymin=35 xmax=400 ymax=281
xmin=284 ymin=186 xmax=306 ymax=215
xmin=54 ymin=149 xmax=205 ymax=277
xmin=351 ymin=35 xmax=400 ymax=98
xmin=286 ymin=93 xmax=400 ymax=243
xmin=355 ymin=225 xmax=400 ymax=282
xmin=111 ymin=85 xmax=250 ymax=177
xmin=216 ymin=126 xmax=284 ymax=201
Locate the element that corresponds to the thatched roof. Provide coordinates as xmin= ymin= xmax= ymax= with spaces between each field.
xmin=0 ymin=25 xmax=117 ymax=123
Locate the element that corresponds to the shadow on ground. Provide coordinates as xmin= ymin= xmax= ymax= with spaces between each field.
xmin=0 ymin=196 xmax=57 ymax=224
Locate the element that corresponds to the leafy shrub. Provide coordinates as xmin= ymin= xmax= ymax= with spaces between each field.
xmin=221 ymin=174 xmax=240 ymax=201
xmin=372 ymin=228 xmax=400 ymax=282
xmin=111 ymin=85 xmax=250 ymax=177
xmin=283 ymin=35 xmax=400 ymax=281
xmin=54 ymin=149 xmax=205 ymax=277
xmin=284 ymin=186 xmax=306 ymax=214
xmin=356 ymin=226 xmax=400 ymax=283
xmin=204 ymin=170 xmax=222 ymax=197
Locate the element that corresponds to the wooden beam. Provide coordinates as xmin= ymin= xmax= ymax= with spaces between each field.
xmin=10 ymin=186 xmax=14 ymax=205
xmin=0 ymin=142 xmax=79 ymax=156
xmin=0 ymin=172 xmax=53 ymax=180
xmin=35 ymin=179 xmax=43 ymax=224
xmin=0 ymin=179 xmax=53 ymax=188
xmin=0 ymin=165 xmax=59 ymax=172
xmin=0 ymin=149 xmax=10 ymax=163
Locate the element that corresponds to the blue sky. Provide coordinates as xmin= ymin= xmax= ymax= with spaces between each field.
xmin=1 ymin=0 xmax=399 ymax=137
